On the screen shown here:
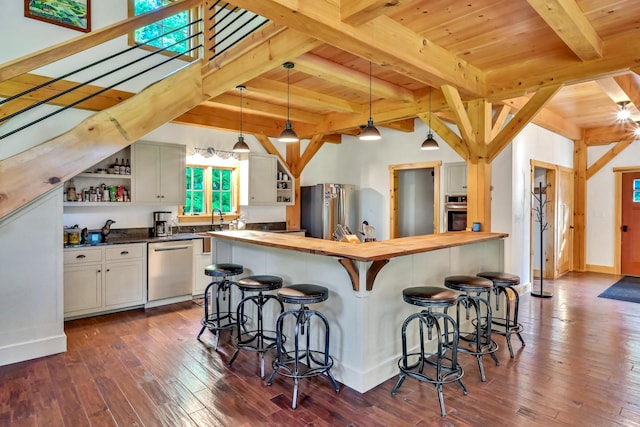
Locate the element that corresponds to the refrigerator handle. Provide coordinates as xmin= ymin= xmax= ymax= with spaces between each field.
xmin=339 ymin=187 xmax=344 ymax=226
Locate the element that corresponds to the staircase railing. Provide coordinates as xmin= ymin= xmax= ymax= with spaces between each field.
xmin=0 ymin=0 xmax=269 ymax=220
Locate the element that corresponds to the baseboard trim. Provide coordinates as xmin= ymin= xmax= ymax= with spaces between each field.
xmin=0 ymin=334 xmax=67 ymax=367
xmin=586 ymin=264 xmax=616 ymax=274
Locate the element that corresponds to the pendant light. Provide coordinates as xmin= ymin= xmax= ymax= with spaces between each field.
xmin=617 ymin=101 xmax=631 ymax=122
xmin=421 ymin=87 xmax=439 ymax=150
xmin=359 ymin=61 xmax=381 ymax=141
xmin=232 ymin=85 xmax=250 ymax=152
xmin=278 ymin=62 xmax=299 ymax=142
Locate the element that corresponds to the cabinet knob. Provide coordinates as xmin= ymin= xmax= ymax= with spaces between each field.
xmin=97 ymin=269 xmax=101 ymax=273
xmin=160 ymin=195 xmax=165 ymax=198
xmin=106 ymin=269 xmax=110 ymax=272
xmin=157 ymin=195 xmax=161 ymax=198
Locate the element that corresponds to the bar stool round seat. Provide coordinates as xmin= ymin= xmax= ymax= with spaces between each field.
xmin=477 ymin=272 xmax=525 ymax=358
xmin=198 ymin=264 xmax=245 ymax=350
xmin=228 ymin=275 xmax=284 ymax=379
xmin=444 ymin=275 xmax=499 ymax=382
xmin=267 ymin=284 xmax=339 ymax=409
xmin=205 ymin=263 xmax=244 ymax=278
xmin=392 ymin=286 xmax=467 ymax=417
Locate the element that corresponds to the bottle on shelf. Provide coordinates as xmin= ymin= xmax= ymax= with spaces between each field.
xmin=113 ymin=158 xmax=120 ymax=174
xmin=124 ymin=158 xmax=131 ymax=175
xmin=66 ymin=179 xmax=77 ymax=202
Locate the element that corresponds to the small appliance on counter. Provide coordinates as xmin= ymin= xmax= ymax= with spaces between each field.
xmin=153 ymin=211 xmax=171 ymax=237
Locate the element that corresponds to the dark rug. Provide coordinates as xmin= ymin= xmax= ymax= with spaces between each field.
xmin=598 ymin=276 xmax=640 ymax=303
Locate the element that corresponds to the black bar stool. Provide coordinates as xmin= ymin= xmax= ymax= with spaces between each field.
xmin=477 ymin=272 xmax=525 ymax=358
xmin=266 ymin=284 xmax=340 ymax=409
xmin=391 ymin=286 xmax=467 ymax=417
xmin=197 ymin=263 xmax=244 ymax=349
xmin=444 ymin=275 xmax=499 ymax=382
xmin=228 ymin=275 xmax=284 ymax=379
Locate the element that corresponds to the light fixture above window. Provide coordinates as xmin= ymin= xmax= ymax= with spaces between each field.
xmin=232 ymin=85 xmax=250 ymax=153
xmin=421 ymin=87 xmax=440 ymax=150
xmin=359 ymin=61 xmax=381 ymax=141
xmin=278 ymin=62 xmax=299 ymax=143
xmin=617 ymin=101 xmax=632 ymax=122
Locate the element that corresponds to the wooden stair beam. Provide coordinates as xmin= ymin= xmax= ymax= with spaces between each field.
xmin=0 ymin=63 xmax=205 ymax=221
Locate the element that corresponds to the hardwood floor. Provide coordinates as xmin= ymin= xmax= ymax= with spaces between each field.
xmin=1 ymin=271 xmax=640 ymax=426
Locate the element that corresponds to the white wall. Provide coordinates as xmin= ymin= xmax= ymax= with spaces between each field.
xmin=301 ymin=119 xmax=465 ymax=238
xmin=508 ymin=124 xmax=574 ymax=285
xmin=587 ymin=142 xmax=640 ymax=268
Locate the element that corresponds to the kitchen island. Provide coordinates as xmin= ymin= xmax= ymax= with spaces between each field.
xmin=209 ymin=230 xmax=507 ymax=393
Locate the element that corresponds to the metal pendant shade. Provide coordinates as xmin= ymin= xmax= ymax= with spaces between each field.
xmin=421 ymin=87 xmax=439 ymax=150
xmin=278 ymin=62 xmax=299 ymax=142
xmin=232 ymin=85 xmax=250 ymax=152
xmin=360 ymin=62 xmax=381 ymax=141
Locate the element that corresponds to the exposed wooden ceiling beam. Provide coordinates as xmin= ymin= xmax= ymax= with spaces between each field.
xmin=586 ymin=138 xmax=635 ymax=179
xmin=503 ymin=96 xmax=583 ymax=140
xmin=421 ymin=111 xmax=469 ymax=160
xmin=485 ymin=31 xmax=640 ymax=100
xmin=229 ymin=0 xmax=485 ymax=96
xmin=491 ymin=105 xmax=511 ymax=139
xmin=254 ymin=134 xmax=287 ymax=166
xmin=614 ymin=73 xmax=640 ymax=121
xmin=526 ymin=0 xmax=602 ymax=61
xmin=441 ymin=85 xmax=475 ymax=145
xmin=340 ymin=0 xmax=395 ymax=26
xmin=205 ymin=94 xmax=323 ymax=124
xmin=379 ymin=118 xmax=415 ymax=132
xmin=294 ymin=53 xmax=414 ymax=103
xmin=247 ymin=77 xmax=365 ymax=114
xmin=488 ymin=84 xmax=563 ymax=161
xmin=583 ymin=124 xmax=638 ymax=145
xmin=201 ymin=27 xmax=321 ymax=101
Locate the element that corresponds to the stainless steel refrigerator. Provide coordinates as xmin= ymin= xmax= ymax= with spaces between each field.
xmin=301 ymin=184 xmax=357 ymax=239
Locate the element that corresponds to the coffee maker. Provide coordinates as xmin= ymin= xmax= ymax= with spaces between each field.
xmin=153 ymin=211 xmax=171 ymax=237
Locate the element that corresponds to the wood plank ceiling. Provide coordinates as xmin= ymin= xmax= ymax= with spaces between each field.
xmin=187 ymin=0 xmax=640 ymax=146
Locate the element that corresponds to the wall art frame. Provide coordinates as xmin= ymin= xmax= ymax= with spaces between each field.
xmin=24 ymin=0 xmax=91 ymax=33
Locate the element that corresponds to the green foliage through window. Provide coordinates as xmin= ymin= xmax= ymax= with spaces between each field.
xmin=133 ymin=0 xmax=191 ymax=54
xmin=212 ymin=168 xmax=232 ymax=213
xmin=185 ymin=166 xmax=204 ymax=214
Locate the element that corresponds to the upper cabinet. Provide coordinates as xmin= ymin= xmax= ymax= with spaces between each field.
xmin=240 ymin=153 xmax=294 ymax=206
xmin=132 ymin=141 xmax=186 ymax=205
xmin=444 ymin=162 xmax=467 ymax=195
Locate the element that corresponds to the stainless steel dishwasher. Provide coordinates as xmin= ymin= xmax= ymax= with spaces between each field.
xmin=148 ymin=240 xmax=194 ymax=302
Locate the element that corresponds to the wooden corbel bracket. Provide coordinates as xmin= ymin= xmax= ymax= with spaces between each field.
xmin=337 ymin=258 xmax=390 ymax=291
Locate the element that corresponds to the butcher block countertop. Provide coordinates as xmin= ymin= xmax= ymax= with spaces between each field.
xmin=209 ymin=230 xmax=508 ymax=262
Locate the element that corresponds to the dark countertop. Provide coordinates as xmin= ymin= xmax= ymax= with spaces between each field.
xmin=63 ymin=233 xmax=203 ymax=249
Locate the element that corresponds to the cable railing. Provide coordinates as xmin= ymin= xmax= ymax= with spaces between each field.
xmin=0 ymin=0 xmax=269 ymax=143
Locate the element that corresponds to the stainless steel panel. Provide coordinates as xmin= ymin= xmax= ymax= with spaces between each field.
xmin=147 ymin=240 xmax=193 ymax=301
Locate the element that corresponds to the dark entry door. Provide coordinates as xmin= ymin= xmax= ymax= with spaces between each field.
xmin=621 ymin=172 xmax=640 ymax=276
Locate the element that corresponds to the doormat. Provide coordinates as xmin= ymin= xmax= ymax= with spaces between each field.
xmin=598 ymin=276 xmax=640 ymax=303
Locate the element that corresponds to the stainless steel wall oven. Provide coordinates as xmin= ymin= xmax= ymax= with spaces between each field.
xmin=444 ymin=195 xmax=468 ymax=231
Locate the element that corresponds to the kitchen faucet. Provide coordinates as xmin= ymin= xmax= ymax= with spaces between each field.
xmin=212 ymin=208 xmax=224 ymax=230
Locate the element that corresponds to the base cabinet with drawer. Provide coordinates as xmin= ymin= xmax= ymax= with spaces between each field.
xmin=63 ymin=243 xmax=147 ymax=319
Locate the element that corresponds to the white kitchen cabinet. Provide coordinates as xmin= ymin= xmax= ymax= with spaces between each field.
xmin=63 ymin=243 xmax=147 ymax=319
xmin=132 ymin=141 xmax=186 ymax=205
xmin=240 ymin=153 xmax=294 ymax=205
xmin=445 ymin=162 xmax=467 ymax=194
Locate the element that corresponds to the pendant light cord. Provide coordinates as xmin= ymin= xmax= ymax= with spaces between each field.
xmin=239 ymin=86 xmax=243 ymax=136
xmin=287 ymin=65 xmax=291 ymax=123
xmin=369 ymin=61 xmax=373 ymax=121
xmin=428 ymin=86 xmax=432 ymax=131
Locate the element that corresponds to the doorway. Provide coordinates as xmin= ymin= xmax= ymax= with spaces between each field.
xmin=389 ymin=161 xmax=441 ymax=239
xmin=619 ymin=171 xmax=640 ymax=276
xmin=530 ymin=161 xmax=574 ymax=282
